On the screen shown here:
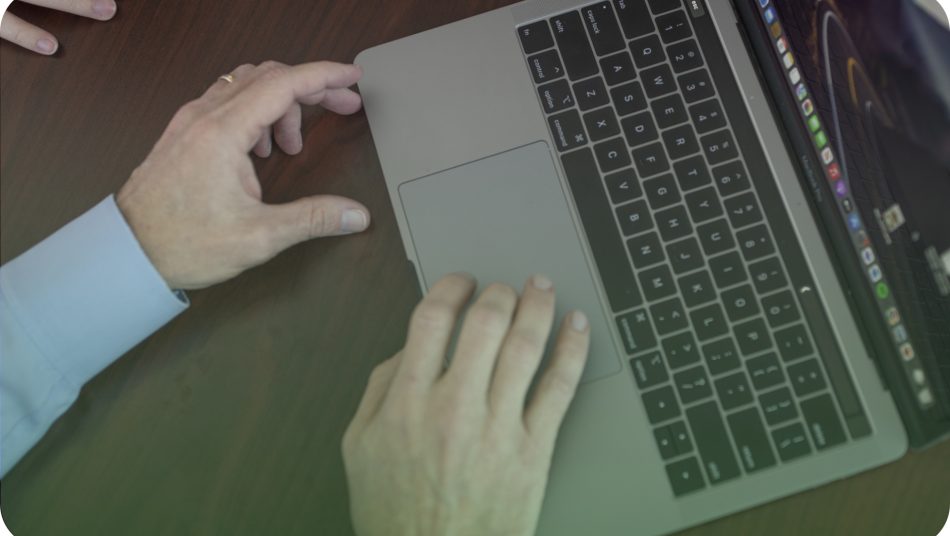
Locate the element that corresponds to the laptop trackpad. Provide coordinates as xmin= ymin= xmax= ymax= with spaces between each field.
xmin=398 ymin=141 xmax=621 ymax=382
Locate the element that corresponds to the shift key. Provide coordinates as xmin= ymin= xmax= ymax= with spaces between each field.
xmin=727 ymin=408 xmax=776 ymax=473
xmin=686 ymin=401 xmax=741 ymax=484
xmin=550 ymin=12 xmax=599 ymax=80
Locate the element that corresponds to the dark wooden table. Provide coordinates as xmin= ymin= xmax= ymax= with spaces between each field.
xmin=1 ymin=1 xmax=948 ymax=534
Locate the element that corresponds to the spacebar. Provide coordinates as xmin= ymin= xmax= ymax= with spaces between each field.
xmin=561 ymin=147 xmax=642 ymax=312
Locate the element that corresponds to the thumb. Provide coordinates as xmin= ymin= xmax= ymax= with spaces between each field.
xmin=261 ymin=194 xmax=370 ymax=253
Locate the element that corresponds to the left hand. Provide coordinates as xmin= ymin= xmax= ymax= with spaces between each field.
xmin=117 ymin=61 xmax=370 ymax=290
xmin=0 ymin=0 xmax=117 ymax=55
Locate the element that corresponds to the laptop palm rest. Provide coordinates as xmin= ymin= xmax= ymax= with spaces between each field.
xmin=397 ymin=141 xmax=621 ymax=382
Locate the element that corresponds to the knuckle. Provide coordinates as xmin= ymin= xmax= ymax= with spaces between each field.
xmin=306 ymin=204 xmax=338 ymax=237
xmin=466 ymin=303 xmax=512 ymax=334
xmin=411 ymin=301 xmax=455 ymax=332
xmin=505 ymin=330 xmax=542 ymax=359
xmin=546 ymin=365 xmax=580 ymax=397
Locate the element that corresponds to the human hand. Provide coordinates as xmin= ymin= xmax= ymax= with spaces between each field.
xmin=0 ymin=0 xmax=117 ymax=55
xmin=343 ymin=273 xmax=591 ymax=536
xmin=116 ymin=61 xmax=370 ymax=290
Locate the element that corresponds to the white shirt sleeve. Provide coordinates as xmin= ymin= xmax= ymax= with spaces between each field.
xmin=0 ymin=196 xmax=189 ymax=476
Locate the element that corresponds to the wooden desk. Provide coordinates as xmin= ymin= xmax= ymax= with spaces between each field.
xmin=1 ymin=1 xmax=948 ymax=534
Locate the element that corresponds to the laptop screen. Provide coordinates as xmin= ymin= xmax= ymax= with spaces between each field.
xmin=748 ymin=0 xmax=950 ymax=407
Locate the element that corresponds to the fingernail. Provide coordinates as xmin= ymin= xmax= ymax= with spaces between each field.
xmin=571 ymin=310 xmax=588 ymax=332
xmin=36 ymin=39 xmax=56 ymax=54
xmin=532 ymin=274 xmax=553 ymax=290
xmin=341 ymin=210 xmax=368 ymax=233
xmin=93 ymin=0 xmax=116 ymax=18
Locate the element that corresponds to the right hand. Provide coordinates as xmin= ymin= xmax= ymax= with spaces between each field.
xmin=1 ymin=0 xmax=117 ymax=55
xmin=342 ymin=273 xmax=591 ymax=536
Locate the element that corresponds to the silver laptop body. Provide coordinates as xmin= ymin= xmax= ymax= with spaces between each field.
xmin=355 ymin=1 xmax=908 ymax=534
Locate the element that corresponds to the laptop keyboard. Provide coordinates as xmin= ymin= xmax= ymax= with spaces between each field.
xmin=517 ymin=0 xmax=871 ymax=497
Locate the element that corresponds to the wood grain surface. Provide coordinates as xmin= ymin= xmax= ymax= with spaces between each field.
xmin=1 ymin=1 xmax=948 ymax=534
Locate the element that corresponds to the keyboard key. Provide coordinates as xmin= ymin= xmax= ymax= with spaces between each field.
xmin=667 ymin=236 xmax=703 ymax=274
xmin=650 ymin=297 xmax=688 ymax=335
xmin=617 ymin=308 xmax=657 ymax=354
xmin=527 ymin=50 xmax=565 ymax=84
xmin=561 ymin=148 xmax=643 ymax=311
xmin=655 ymin=425 xmax=678 ymax=459
xmin=746 ymin=352 xmax=785 ymax=391
xmin=639 ymin=264 xmax=677 ymax=302
xmin=762 ymin=290 xmax=800 ymax=327
xmin=649 ymin=0 xmax=682 ymax=14
xmin=669 ymin=421 xmax=694 ymax=453
xmin=714 ymin=371 xmax=753 ymax=410
xmin=621 ymin=111 xmax=659 ymax=147
xmin=643 ymin=173 xmax=680 ymax=209
xmin=759 ymin=387 xmax=798 ymax=425
xmin=690 ymin=303 xmax=729 ymax=341
xmin=666 ymin=457 xmax=706 ymax=496
xmin=772 ymin=422 xmax=812 ymax=461
xmin=518 ymin=20 xmax=555 ymax=54
xmin=702 ymin=337 xmax=741 ymax=375
xmin=550 ymin=12 xmax=599 ymax=80
xmin=701 ymin=129 xmax=739 ymax=165
xmin=662 ymin=331 xmax=700 ymax=369
xmin=600 ymin=51 xmax=637 ymax=86
xmin=629 ymin=34 xmax=666 ymax=69
xmin=642 ymin=385 xmax=681 ymax=423
xmin=800 ymin=394 xmax=847 ymax=450
xmin=574 ymin=77 xmax=610 ymax=111
xmin=613 ymin=0 xmax=654 ymax=39
xmin=667 ymin=38 xmax=703 ymax=72
xmin=689 ymin=98 xmax=727 ymax=133
xmin=548 ymin=109 xmax=588 ymax=151
xmin=697 ymin=218 xmax=734 ymax=256
xmin=708 ymin=251 xmax=748 ymax=288
xmin=611 ymin=81 xmax=648 ymax=116
xmin=733 ymin=318 xmax=772 ymax=356
xmin=584 ymin=106 xmax=621 ymax=141
xmin=630 ymin=350 xmax=667 ymax=388
xmin=595 ymin=137 xmax=632 ymax=172
xmin=722 ymin=284 xmax=759 ymax=322
xmin=674 ymin=365 xmax=713 ymax=404
xmin=616 ymin=199 xmax=653 ymax=236
xmin=642 ymin=64 xmax=677 ymax=98
xmin=654 ymin=204 xmax=692 ymax=242
xmin=736 ymin=224 xmax=775 ymax=261
xmin=712 ymin=160 xmax=751 ymax=197
xmin=788 ymin=358 xmax=826 ymax=397
xmin=628 ymin=232 xmax=665 ymax=267
xmin=678 ymin=68 xmax=714 ymax=103
xmin=662 ymin=124 xmax=699 ymax=160
xmin=684 ymin=186 xmax=723 ymax=223
xmin=582 ymin=2 xmax=626 ymax=56
xmin=656 ymin=10 xmax=693 ymax=43
xmin=672 ymin=154 xmax=711 ymax=192
xmin=724 ymin=192 xmax=762 ymax=229
xmin=651 ymin=94 xmax=689 ymax=129
xmin=678 ymin=270 xmax=716 ymax=307
xmin=686 ymin=401 xmax=741 ymax=484
xmin=727 ymin=408 xmax=776 ymax=473
xmin=748 ymin=256 xmax=786 ymax=294
xmin=775 ymin=324 xmax=813 ymax=362
xmin=537 ymin=79 xmax=575 ymax=114
xmin=605 ymin=168 xmax=642 ymax=204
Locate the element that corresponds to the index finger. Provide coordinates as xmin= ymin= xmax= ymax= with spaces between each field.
xmin=217 ymin=61 xmax=363 ymax=151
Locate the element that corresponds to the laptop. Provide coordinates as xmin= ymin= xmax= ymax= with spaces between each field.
xmin=355 ymin=0 xmax=950 ymax=533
